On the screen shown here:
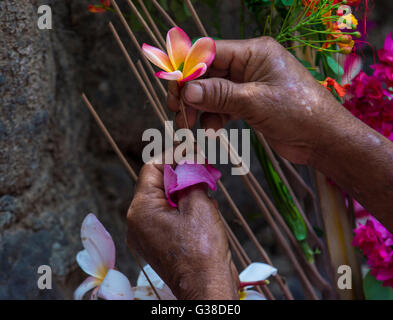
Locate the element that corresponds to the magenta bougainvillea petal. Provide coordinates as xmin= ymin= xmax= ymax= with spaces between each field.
xmin=164 ymin=163 xmax=221 ymax=207
xmin=352 ymin=209 xmax=393 ymax=288
xmin=384 ymin=32 xmax=393 ymax=52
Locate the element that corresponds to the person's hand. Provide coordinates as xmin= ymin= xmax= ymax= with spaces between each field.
xmin=127 ymin=163 xmax=239 ymax=300
xmin=167 ymin=37 xmax=352 ymax=165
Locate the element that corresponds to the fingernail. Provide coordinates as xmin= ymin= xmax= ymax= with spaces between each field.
xmin=184 ymin=83 xmax=204 ymax=104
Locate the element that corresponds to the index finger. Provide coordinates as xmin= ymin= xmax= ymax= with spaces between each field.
xmin=135 ymin=148 xmax=175 ymax=196
xmin=135 ymin=163 xmax=165 ymax=196
xmin=207 ymin=39 xmax=257 ymax=83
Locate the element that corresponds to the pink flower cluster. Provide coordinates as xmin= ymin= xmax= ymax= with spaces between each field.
xmin=345 ymin=32 xmax=393 ymax=288
xmin=343 ymin=33 xmax=393 ymax=141
xmin=352 ymin=211 xmax=393 ymax=288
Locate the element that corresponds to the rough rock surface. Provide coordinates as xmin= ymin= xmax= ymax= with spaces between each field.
xmin=0 ymin=0 xmax=156 ymax=299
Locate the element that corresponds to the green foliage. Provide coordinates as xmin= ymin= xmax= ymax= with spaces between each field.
xmin=326 ymin=54 xmax=344 ymax=77
xmin=250 ymin=127 xmax=315 ymax=262
xmin=363 ymin=271 xmax=393 ymax=300
xmin=169 ymin=0 xmax=192 ymax=23
xmin=199 ymin=0 xmax=218 ymax=8
xmin=245 ymin=0 xmax=294 ymax=12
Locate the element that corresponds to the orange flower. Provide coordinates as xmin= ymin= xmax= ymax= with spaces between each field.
xmin=321 ymin=11 xmax=356 ymax=54
xmin=321 ymin=77 xmax=350 ymax=98
xmin=89 ymin=0 xmax=110 ymax=13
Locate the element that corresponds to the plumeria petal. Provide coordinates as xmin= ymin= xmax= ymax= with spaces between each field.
xmin=164 ymin=163 xmax=221 ymax=207
xmin=133 ymin=286 xmax=177 ymax=300
xmin=181 ymin=63 xmax=207 ymax=83
xmin=142 ymin=43 xmax=173 ymax=72
xmin=90 ymin=286 xmax=99 ymax=300
xmin=97 ymin=269 xmax=134 ymax=300
xmin=155 ymin=70 xmax=183 ymax=81
xmin=137 ymin=265 xmax=165 ymax=289
xmin=239 ymin=263 xmax=277 ymax=285
xmin=183 ymin=37 xmax=216 ymax=77
xmin=133 ymin=286 xmax=159 ymax=300
xmin=76 ymin=249 xmax=100 ymax=278
xmin=242 ymin=290 xmax=267 ymax=300
xmin=136 ymin=265 xmax=177 ymax=300
xmin=73 ymin=276 xmax=100 ymax=300
xmin=80 ymin=214 xmax=116 ymax=277
xmin=206 ymin=163 xmax=222 ymax=181
xmin=166 ymin=27 xmax=192 ymax=70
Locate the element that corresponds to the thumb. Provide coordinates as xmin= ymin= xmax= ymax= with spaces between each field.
xmin=181 ymin=78 xmax=256 ymax=118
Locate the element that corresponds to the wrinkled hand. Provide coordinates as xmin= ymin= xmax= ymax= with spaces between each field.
xmin=167 ymin=37 xmax=350 ymax=165
xmin=127 ymin=163 xmax=239 ymax=300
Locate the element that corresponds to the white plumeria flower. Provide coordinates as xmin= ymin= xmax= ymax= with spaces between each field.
xmin=238 ymin=262 xmax=278 ymax=300
xmin=74 ymin=214 xmax=134 ymax=300
xmin=134 ymin=265 xmax=177 ymax=300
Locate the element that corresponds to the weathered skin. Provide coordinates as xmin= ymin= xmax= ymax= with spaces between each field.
xmin=128 ymin=37 xmax=393 ymax=299
xmin=127 ymin=163 xmax=238 ymax=300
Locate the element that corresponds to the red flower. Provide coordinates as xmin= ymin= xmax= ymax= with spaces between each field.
xmin=89 ymin=0 xmax=111 ymax=13
xmin=321 ymin=77 xmax=350 ymax=98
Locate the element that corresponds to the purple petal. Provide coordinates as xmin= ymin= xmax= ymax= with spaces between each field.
xmin=163 ymin=163 xmax=221 ymax=208
xmin=384 ymin=32 xmax=393 ymax=52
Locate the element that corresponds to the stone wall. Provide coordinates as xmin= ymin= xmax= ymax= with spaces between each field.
xmin=0 ymin=0 xmax=155 ymax=299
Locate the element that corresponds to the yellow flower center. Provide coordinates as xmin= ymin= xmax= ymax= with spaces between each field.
xmin=238 ymin=289 xmax=247 ymax=300
xmin=96 ymin=265 xmax=109 ymax=281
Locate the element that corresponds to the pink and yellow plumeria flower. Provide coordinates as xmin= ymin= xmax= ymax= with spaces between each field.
xmin=142 ymin=27 xmax=216 ymax=83
xmin=74 ymin=214 xmax=134 ymax=300
xmin=238 ymin=262 xmax=278 ymax=300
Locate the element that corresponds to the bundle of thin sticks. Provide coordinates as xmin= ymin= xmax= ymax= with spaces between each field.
xmin=82 ymin=0 xmax=344 ymax=300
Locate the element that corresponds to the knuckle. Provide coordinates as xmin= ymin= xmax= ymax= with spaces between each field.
xmin=260 ymin=36 xmax=278 ymax=46
xmin=216 ymin=80 xmax=233 ymax=112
